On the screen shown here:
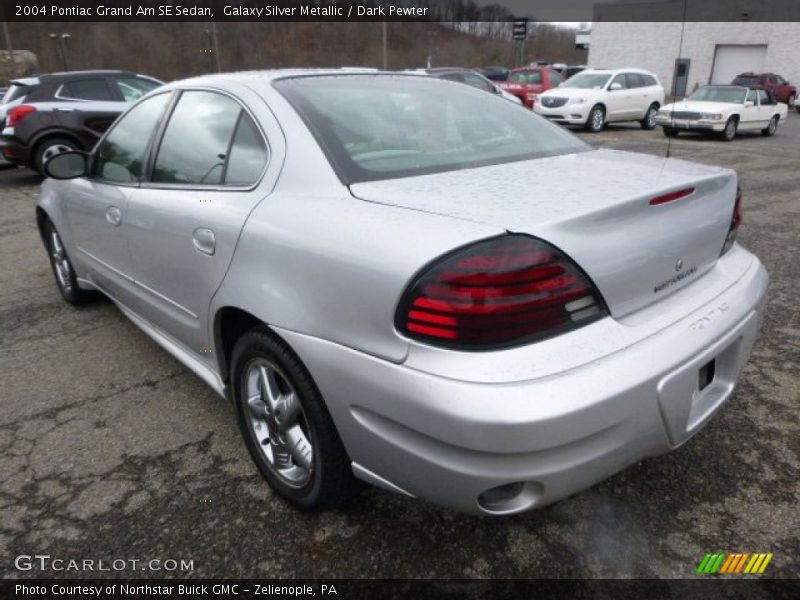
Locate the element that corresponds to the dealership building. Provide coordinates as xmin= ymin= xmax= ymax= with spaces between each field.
xmin=587 ymin=16 xmax=799 ymax=97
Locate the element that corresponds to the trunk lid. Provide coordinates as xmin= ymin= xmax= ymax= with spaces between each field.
xmin=350 ymin=148 xmax=738 ymax=318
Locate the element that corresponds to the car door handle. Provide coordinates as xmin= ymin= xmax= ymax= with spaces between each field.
xmin=192 ymin=228 xmax=216 ymax=256
xmin=105 ymin=206 xmax=122 ymax=226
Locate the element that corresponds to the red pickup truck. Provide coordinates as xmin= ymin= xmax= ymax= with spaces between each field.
xmin=732 ymin=72 xmax=796 ymax=107
xmin=496 ymin=67 xmax=564 ymax=109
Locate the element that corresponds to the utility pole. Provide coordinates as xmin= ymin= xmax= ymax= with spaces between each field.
xmin=49 ymin=33 xmax=70 ymax=71
xmin=210 ymin=21 xmax=221 ymax=72
xmin=2 ymin=20 xmax=13 ymax=84
xmin=382 ymin=21 xmax=388 ymax=70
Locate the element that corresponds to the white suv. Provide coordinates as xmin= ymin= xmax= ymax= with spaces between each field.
xmin=534 ymin=68 xmax=665 ymax=132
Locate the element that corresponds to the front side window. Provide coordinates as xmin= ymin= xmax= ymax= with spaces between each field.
xmin=549 ymin=71 xmax=564 ymax=85
xmin=775 ymin=75 xmax=786 ymax=84
xmin=276 ymin=75 xmax=589 ymax=184
xmin=113 ymin=77 xmax=162 ymax=102
xmin=94 ymin=92 xmax=171 ymax=183
xmin=153 ymin=91 xmax=242 ymax=185
xmin=462 ymin=73 xmax=494 ymax=93
xmin=625 ymin=73 xmax=645 ymax=88
xmin=59 ymin=78 xmax=113 ymax=101
xmin=609 ymin=74 xmax=627 ymax=89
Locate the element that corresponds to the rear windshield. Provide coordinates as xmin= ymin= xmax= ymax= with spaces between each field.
xmin=561 ymin=72 xmax=611 ymax=89
xmin=274 ymin=75 xmax=589 ymax=184
xmin=508 ymin=70 xmax=542 ymax=84
xmin=2 ymin=83 xmax=34 ymax=104
xmin=689 ymin=86 xmax=747 ymax=103
xmin=732 ymin=75 xmax=760 ymax=86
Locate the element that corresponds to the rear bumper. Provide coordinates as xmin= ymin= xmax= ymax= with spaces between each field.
xmin=0 ymin=135 xmax=31 ymax=166
xmin=278 ymin=246 xmax=768 ymax=514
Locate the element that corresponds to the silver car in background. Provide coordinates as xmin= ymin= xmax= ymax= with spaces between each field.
xmin=39 ymin=70 xmax=768 ymax=515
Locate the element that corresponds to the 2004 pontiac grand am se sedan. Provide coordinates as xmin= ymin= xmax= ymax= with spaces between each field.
xmin=38 ymin=70 xmax=768 ymax=515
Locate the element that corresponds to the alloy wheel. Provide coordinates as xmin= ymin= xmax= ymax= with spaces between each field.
xmin=646 ymin=107 xmax=657 ymax=128
xmin=50 ymin=229 xmax=73 ymax=294
xmin=590 ymin=108 xmax=604 ymax=132
xmin=244 ymin=358 xmax=314 ymax=488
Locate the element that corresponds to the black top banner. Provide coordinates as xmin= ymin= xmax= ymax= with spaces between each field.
xmin=2 ymin=0 xmax=800 ymax=22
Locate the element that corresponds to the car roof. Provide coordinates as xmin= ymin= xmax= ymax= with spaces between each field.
xmin=167 ymin=68 xmax=402 ymax=89
xmin=581 ymin=68 xmax=656 ymax=76
xmin=39 ymin=69 xmax=132 ymax=80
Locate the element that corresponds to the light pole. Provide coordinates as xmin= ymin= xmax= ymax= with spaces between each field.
xmin=49 ymin=32 xmax=70 ymax=71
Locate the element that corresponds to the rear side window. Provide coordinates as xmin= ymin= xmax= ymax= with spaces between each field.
xmin=59 ymin=78 xmax=113 ymax=101
xmin=94 ymin=93 xmax=170 ymax=183
xmin=224 ymin=114 xmax=269 ymax=185
xmin=113 ymin=77 xmax=161 ymax=102
xmin=153 ymin=91 xmax=241 ymax=185
xmin=2 ymin=83 xmax=34 ymax=103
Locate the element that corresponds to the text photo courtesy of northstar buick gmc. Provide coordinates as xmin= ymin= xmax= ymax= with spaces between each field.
xmin=38 ymin=71 xmax=768 ymax=515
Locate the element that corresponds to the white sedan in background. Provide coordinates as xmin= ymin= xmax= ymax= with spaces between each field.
xmin=656 ymin=85 xmax=788 ymax=141
xmin=534 ymin=68 xmax=665 ymax=132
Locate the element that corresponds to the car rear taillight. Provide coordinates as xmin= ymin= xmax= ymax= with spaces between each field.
xmin=7 ymin=104 xmax=36 ymax=127
xmin=721 ymin=186 xmax=743 ymax=255
xmin=396 ymin=235 xmax=608 ymax=350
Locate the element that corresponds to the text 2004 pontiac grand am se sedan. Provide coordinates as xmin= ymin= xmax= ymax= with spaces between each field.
xmin=39 ymin=70 xmax=768 ymax=515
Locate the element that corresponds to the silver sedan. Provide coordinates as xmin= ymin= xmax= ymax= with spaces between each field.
xmin=38 ymin=70 xmax=768 ymax=515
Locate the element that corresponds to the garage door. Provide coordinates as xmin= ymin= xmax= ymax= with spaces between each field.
xmin=711 ymin=45 xmax=768 ymax=84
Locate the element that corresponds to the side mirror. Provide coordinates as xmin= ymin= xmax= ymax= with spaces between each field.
xmin=744 ymin=100 xmax=754 ymax=107
xmin=609 ymin=82 xmax=623 ymax=91
xmin=44 ymin=151 xmax=89 ymax=179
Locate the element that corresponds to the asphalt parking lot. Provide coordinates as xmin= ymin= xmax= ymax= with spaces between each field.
xmin=1 ymin=114 xmax=799 ymax=580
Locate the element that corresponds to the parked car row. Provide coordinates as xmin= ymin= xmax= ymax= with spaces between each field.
xmin=0 ymin=69 xmax=162 ymax=173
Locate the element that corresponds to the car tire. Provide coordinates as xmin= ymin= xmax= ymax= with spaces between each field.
xmin=43 ymin=219 xmax=98 ymax=305
xmin=584 ymin=105 xmax=605 ymax=132
xmin=662 ymin=126 xmax=679 ymax=138
xmin=640 ymin=103 xmax=659 ymax=130
xmin=787 ymin=94 xmax=795 ymax=108
xmin=721 ymin=117 xmax=738 ymax=142
xmin=761 ymin=115 xmax=779 ymax=137
xmin=231 ymin=328 xmax=356 ymax=511
xmin=33 ymin=137 xmax=79 ymax=175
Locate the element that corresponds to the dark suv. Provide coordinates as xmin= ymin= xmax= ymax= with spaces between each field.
xmin=0 ymin=70 xmax=162 ymax=172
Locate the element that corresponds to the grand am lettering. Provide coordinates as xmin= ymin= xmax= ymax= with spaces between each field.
xmin=654 ymin=265 xmax=698 ymax=293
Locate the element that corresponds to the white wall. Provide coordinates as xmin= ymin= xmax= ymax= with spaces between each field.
xmin=588 ymin=22 xmax=800 ymax=96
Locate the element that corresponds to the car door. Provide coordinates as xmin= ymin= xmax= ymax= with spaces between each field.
xmin=124 ymin=87 xmax=274 ymax=354
xmin=739 ymin=89 xmax=763 ymax=130
xmin=63 ymin=91 xmax=172 ymax=302
xmin=605 ymin=73 xmax=635 ymax=121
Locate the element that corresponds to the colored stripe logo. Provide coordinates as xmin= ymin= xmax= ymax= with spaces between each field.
xmin=697 ymin=552 xmax=773 ymax=574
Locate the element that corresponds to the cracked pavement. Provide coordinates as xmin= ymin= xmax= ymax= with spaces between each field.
xmin=1 ymin=115 xmax=798 ymax=580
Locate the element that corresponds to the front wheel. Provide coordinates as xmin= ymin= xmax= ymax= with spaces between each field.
xmin=231 ymin=329 xmax=356 ymax=511
xmin=640 ymin=103 xmax=659 ymax=129
xmin=584 ymin=105 xmax=605 ymax=132
xmin=761 ymin=115 xmax=779 ymax=137
xmin=787 ymin=94 xmax=795 ymax=108
xmin=44 ymin=220 xmax=97 ymax=305
xmin=721 ymin=117 xmax=738 ymax=142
